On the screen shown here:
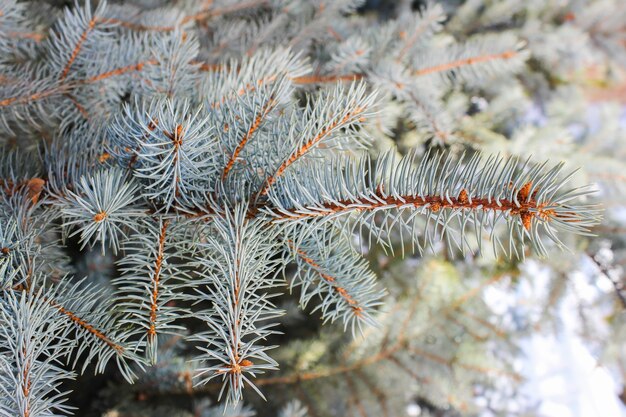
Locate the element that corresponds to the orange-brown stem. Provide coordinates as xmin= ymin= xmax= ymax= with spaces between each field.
xmin=395 ymin=13 xmax=441 ymax=62
xmin=163 ymin=124 xmax=184 ymax=196
xmin=290 ymin=241 xmax=363 ymax=316
xmin=6 ymin=31 xmax=44 ymax=42
xmin=0 ymin=88 xmax=62 ymax=107
xmin=96 ymin=0 xmax=267 ymax=32
xmin=183 ymin=0 xmax=267 ymax=24
xmin=260 ymin=106 xmax=367 ymax=196
xmin=274 ymin=187 xmax=555 ymax=232
xmin=85 ymin=59 xmax=157 ymax=82
xmin=21 ymin=345 xmax=31 ymax=417
xmin=221 ymin=96 xmax=276 ymax=179
xmin=64 ymin=93 xmax=89 ymax=119
xmin=0 ymin=60 xmax=153 ymax=108
xmin=292 ymin=73 xmax=365 ymax=84
xmin=413 ymin=50 xmax=518 ymax=77
xmin=60 ymin=19 xmax=97 ymax=81
xmin=48 ymin=298 xmax=125 ymax=353
xmin=148 ymin=220 xmax=169 ymax=337
xmin=97 ymin=17 xmax=178 ymax=32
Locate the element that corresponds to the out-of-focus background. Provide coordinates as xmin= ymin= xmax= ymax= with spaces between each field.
xmin=361 ymin=1 xmax=626 ymax=416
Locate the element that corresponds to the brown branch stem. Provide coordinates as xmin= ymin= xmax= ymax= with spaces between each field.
xmin=148 ymin=220 xmax=169 ymax=338
xmin=96 ymin=0 xmax=268 ymax=32
xmin=288 ymin=241 xmax=363 ymax=317
xmin=221 ymin=95 xmax=276 ymax=179
xmin=60 ymin=18 xmax=97 ymax=81
xmin=47 ymin=297 xmax=125 ymax=354
xmin=0 ymin=60 xmax=155 ymax=108
xmin=273 ymin=188 xmax=556 ymax=232
xmin=259 ymin=105 xmax=367 ymax=196
xmin=413 ymin=50 xmax=519 ymax=77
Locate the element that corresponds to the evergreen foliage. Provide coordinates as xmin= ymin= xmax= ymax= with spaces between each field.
xmin=0 ymin=0 xmax=623 ymax=416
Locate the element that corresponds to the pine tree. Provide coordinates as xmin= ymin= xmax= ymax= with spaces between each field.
xmin=1 ymin=0 xmax=623 ymax=416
